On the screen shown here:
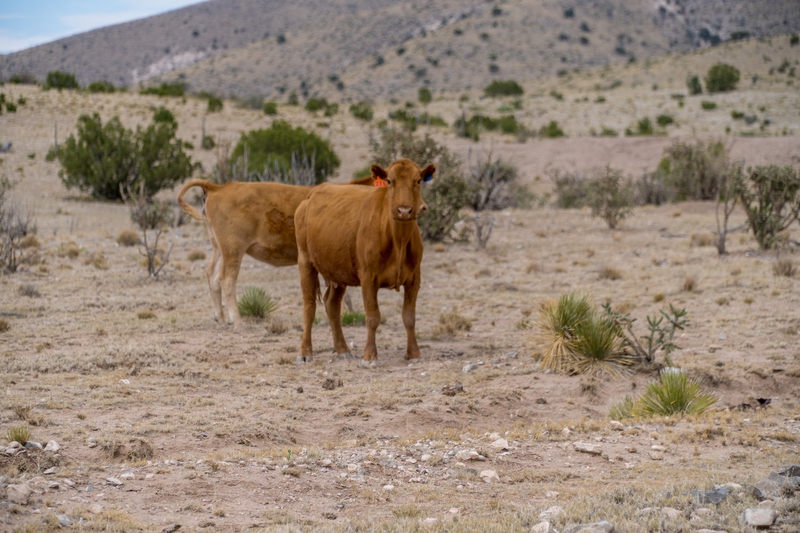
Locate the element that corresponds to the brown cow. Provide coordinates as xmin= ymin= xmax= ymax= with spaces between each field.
xmin=294 ymin=158 xmax=436 ymax=366
xmin=177 ymin=177 xmax=373 ymax=329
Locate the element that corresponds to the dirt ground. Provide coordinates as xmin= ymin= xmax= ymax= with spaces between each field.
xmin=1 ymin=86 xmax=799 ymax=532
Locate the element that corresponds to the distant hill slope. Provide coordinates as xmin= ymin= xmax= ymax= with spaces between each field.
xmin=1 ymin=0 xmax=798 ymax=101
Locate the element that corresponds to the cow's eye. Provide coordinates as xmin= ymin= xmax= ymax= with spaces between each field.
xmin=385 ymin=179 xmax=392 ymax=186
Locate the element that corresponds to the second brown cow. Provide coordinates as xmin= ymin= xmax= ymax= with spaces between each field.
xmin=294 ymin=158 xmax=436 ymax=366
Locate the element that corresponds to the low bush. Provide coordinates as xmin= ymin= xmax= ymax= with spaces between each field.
xmin=687 ymin=75 xmax=703 ymax=95
xmin=539 ymin=120 xmax=564 ymax=138
xmin=705 ymin=63 xmax=740 ymax=93
xmin=207 ymin=96 xmax=223 ymax=113
xmin=734 ymin=165 xmax=800 ymax=249
xmin=656 ymin=114 xmax=674 ymax=127
xmin=701 ymin=100 xmax=717 ymax=110
xmin=87 ymin=80 xmax=116 ymax=93
xmin=455 ymin=114 xmax=520 ymax=140
xmin=1 ymin=175 xmax=39 ymax=273
xmin=152 ymin=106 xmax=175 ymax=124
xmin=44 ymin=70 xmax=79 ymax=90
xmin=349 ymin=101 xmax=373 ymax=121
xmin=237 ymin=286 xmax=277 ymax=319
xmin=551 ymin=169 xmax=589 ymax=208
xmin=656 ymin=139 xmax=730 ymax=201
xmin=631 ymin=369 xmax=716 ymax=416
xmin=263 ymin=101 xmax=278 ymax=115
xmin=535 ymin=292 xmax=594 ymax=373
xmin=585 ymin=166 xmax=635 ymax=229
xmin=483 ymin=79 xmax=524 ymax=97
xmin=140 ymin=82 xmax=186 ymax=97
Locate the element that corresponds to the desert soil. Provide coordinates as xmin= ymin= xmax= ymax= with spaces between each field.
xmin=0 ymin=85 xmax=799 ymax=532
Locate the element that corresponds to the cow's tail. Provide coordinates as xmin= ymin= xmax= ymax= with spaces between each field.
xmin=176 ymin=179 xmax=222 ymax=221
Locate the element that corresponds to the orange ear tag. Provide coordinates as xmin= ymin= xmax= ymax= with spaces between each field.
xmin=374 ymin=177 xmax=387 ymax=188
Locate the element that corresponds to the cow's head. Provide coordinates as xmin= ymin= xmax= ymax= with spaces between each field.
xmin=371 ymin=159 xmax=436 ymax=222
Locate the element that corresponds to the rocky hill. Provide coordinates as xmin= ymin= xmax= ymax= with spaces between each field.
xmin=1 ymin=0 xmax=798 ymax=101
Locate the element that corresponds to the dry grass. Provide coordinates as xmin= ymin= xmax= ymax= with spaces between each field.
xmin=773 ymin=257 xmax=796 ymax=278
xmin=690 ymin=232 xmax=715 ymax=247
xmin=116 ymin=229 xmax=140 ymax=247
xmin=682 ymin=276 xmax=698 ymax=292
xmin=188 ymin=249 xmax=206 ymax=261
xmin=431 ymin=311 xmax=472 ymax=339
xmin=599 ymin=265 xmax=623 ymax=281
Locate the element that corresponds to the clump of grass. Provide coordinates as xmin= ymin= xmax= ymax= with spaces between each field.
xmin=432 ymin=311 xmax=472 ymax=338
xmin=653 ymin=293 xmax=665 ymax=303
xmin=267 ymin=319 xmax=288 ymax=335
xmin=690 ymin=232 xmax=715 ymax=247
xmin=0 ymin=319 xmax=9 ymax=333
xmin=137 ymin=311 xmax=156 ymax=320
xmin=85 ymin=251 xmax=109 ymax=269
xmin=341 ymin=311 xmax=366 ymax=327
xmin=58 ymin=241 xmax=81 ymax=258
xmin=773 ymin=258 xmax=796 ymax=278
xmin=631 ymin=369 xmax=716 ymax=417
xmin=535 ymin=292 xmax=593 ymax=372
xmin=188 ymin=249 xmax=206 ymax=261
xmin=117 ymin=230 xmax=140 ymax=247
xmin=392 ymin=505 xmax=422 ymax=519
xmin=609 ymin=395 xmax=635 ymax=420
xmin=237 ymin=286 xmax=277 ymax=319
xmin=17 ymin=284 xmax=40 ymax=297
xmin=6 ymin=426 xmax=32 ymax=444
xmin=682 ymin=276 xmax=698 ymax=292
xmin=570 ymin=314 xmax=633 ymax=378
xmin=599 ymin=265 xmax=622 ymax=280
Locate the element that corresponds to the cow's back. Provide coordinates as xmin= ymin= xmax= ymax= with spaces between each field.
xmin=296 ymin=183 xmax=373 ymax=286
xmin=207 ymin=181 xmax=311 ymax=266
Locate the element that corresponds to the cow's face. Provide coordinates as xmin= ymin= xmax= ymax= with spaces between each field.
xmin=372 ymin=159 xmax=436 ymax=222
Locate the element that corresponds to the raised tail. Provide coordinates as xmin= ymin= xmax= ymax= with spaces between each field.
xmin=176 ymin=179 xmax=223 ymax=221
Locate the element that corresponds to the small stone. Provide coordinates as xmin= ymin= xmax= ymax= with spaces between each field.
xmin=462 ymin=363 xmax=478 ymax=373
xmin=88 ymin=503 xmax=103 ymax=514
xmin=539 ymin=506 xmax=564 ymax=521
xmin=145 ymin=473 xmax=155 ymax=479
xmin=421 ymin=454 xmax=431 ymax=462
xmin=741 ymin=508 xmax=777 ymax=528
xmin=648 ymin=451 xmax=664 ymax=461
xmin=608 ymin=421 xmax=624 ymax=431
xmin=43 ymin=467 xmax=57 ymax=475
xmin=383 ymin=484 xmax=394 ymax=491
xmin=6 ymin=483 xmax=33 ymax=505
xmin=44 ymin=440 xmax=61 ymax=452
xmin=775 ymin=464 xmax=800 ymax=478
xmin=562 ymin=427 xmax=571 ymax=437
xmin=480 ymin=469 xmax=499 ymax=483
xmin=535 ymin=398 xmax=547 ymax=404
xmin=7 ymin=441 xmax=22 ymax=449
xmin=660 ymin=507 xmax=681 ymax=520
xmin=48 ymin=481 xmax=60 ymax=490
xmin=319 ymin=459 xmax=333 ymax=467
xmin=120 ymin=472 xmax=135 ymax=480
xmin=573 ymin=442 xmax=603 ymax=455
xmin=62 ymin=478 xmax=76 ymax=488
xmin=56 ymin=514 xmax=73 ymax=527
xmin=87 ymin=437 xmax=98 ymax=448
xmin=562 ymin=520 xmax=615 ymax=533
xmin=455 ymin=449 xmax=483 ymax=461
xmin=650 ymin=445 xmax=666 ymax=452
xmin=545 ymin=490 xmax=559 ymax=499
xmin=420 ymin=517 xmax=440 ymax=526
xmin=530 ymin=521 xmax=553 ymax=533
xmin=346 ymin=463 xmax=359 ymax=471
xmin=689 ymin=487 xmax=729 ymax=504
xmin=106 ymin=477 xmax=123 ymax=487
xmin=626 ymin=447 xmax=637 ymax=453
xmin=491 ymin=438 xmax=509 ymax=450
xmin=749 ymin=479 xmax=782 ymax=500
xmin=757 ymin=500 xmax=774 ymax=509
xmin=23 ymin=441 xmax=43 ymax=450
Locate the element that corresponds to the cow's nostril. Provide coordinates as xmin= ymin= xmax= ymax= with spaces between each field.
xmin=397 ymin=206 xmax=413 ymax=216
xmin=419 ymin=203 xmax=428 ymax=214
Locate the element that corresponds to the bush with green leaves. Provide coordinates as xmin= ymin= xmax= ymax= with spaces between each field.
xmin=551 ymin=169 xmax=589 ymax=208
xmin=539 ymin=120 xmax=564 ymax=138
xmin=349 ymin=101 xmax=373 ymax=121
xmin=705 ymin=63 xmax=740 ymax=93
xmin=5 ymin=425 xmax=32 ymax=444
xmin=418 ymin=87 xmax=432 ymax=105
xmin=733 ymin=165 xmax=800 ymax=250
xmin=603 ymin=303 xmax=688 ymax=366
xmin=152 ymin=106 xmax=175 ymax=124
xmin=231 ymin=121 xmax=340 ymax=184
xmin=585 ymin=166 xmax=635 ymax=229
xmin=686 ymin=75 xmax=703 ymax=95
xmin=207 ymin=96 xmax=223 ymax=113
xmin=263 ymin=101 xmax=278 ymax=115
xmin=45 ymin=70 xmax=79 ymax=90
xmin=633 ymin=369 xmax=716 ymax=417
xmin=483 ymin=79 xmax=524 ymax=97
xmin=369 ymin=125 xmax=471 ymax=242
xmin=466 ymin=151 xmax=532 ymax=212
xmin=700 ymin=100 xmax=717 ymax=110
xmin=656 ymin=139 xmax=730 ymax=201
xmin=0 ymin=175 xmax=38 ymax=273
xmin=56 ymin=113 xmax=196 ymax=200
xmin=140 ymin=82 xmax=186 ymax=97
xmin=656 ymin=114 xmax=674 ymax=127
xmin=87 ymin=80 xmax=116 ymax=93
xmin=237 ymin=286 xmax=277 ymax=319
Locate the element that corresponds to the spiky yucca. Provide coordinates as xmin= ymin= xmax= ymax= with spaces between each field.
xmin=6 ymin=425 xmax=32 ymax=444
xmin=570 ymin=314 xmax=633 ymax=378
xmin=237 ymin=286 xmax=277 ymax=319
xmin=609 ymin=395 xmax=635 ymax=421
xmin=632 ymin=369 xmax=716 ymax=416
xmin=535 ymin=292 xmax=593 ymax=372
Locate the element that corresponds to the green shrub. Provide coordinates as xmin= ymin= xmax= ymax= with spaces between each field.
xmin=287 ymin=92 xmax=299 ymax=105
xmin=734 ymin=165 xmax=800 ymax=250
xmin=8 ymin=73 xmax=37 ymax=84
xmin=585 ymin=166 xmax=635 ymax=229
xmin=305 ymin=97 xmax=328 ymax=113
xmin=700 ymin=100 xmax=717 ymax=110
xmin=368 ymin=125 xmax=471 ymax=242
xmin=535 ymin=292 xmax=594 ymax=373
xmin=231 ymin=120 xmax=340 ymax=184
xmin=87 ymin=80 xmax=116 ymax=93
xmin=237 ymin=286 xmax=277 ymax=319
xmin=656 ymin=114 xmax=674 ymax=127
xmin=687 ymin=75 xmax=703 ymax=95
xmin=140 ymin=82 xmax=186 ymax=97
xmin=152 ymin=106 xmax=175 ymax=124
xmin=349 ymin=101 xmax=373 ymax=121
xmin=551 ymin=170 xmax=589 ymax=208
xmin=603 ymin=303 xmax=688 ymax=366
xmin=539 ymin=120 xmax=564 ymax=138
xmin=598 ymin=126 xmax=618 ymax=137
xmin=341 ymin=311 xmax=366 ymax=327
xmin=705 ymin=63 xmax=740 ymax=93
xmin=571 ymin=313 xmax=632 ymax=378
xmin=207 ymin=96 xmax=223 ymax=113
xmin=323 ymin=103 xmax=339 ymax=117
xmin=418 ymin=87 xmax=432 ymax=105
xmin=56 ymin=113 xmax=196 ymax=200
xmin=791 ymin=34 xmax=799 ymax=46
xmin=201 ymin=135 xmax=215 ymax=150
xmin=731 ymin=110 xmax=744 ymax=120
xmin=466 ymin=153 xmax=532 ymax=211
xmin=263 ymin=101 xmax=278 ymax=115
xmin=483 ymin=79 xmax=524 ymax=97
xmin=609 ymin=396 xmax=634 ymax=420
xmin=657 ymin=140 xmax=730 ymax=201
xmin=635 ymin=117 xmax=653 ymax=135
xmin=44 ymin=70 xmax=79 ymax=90
xmin=631 ymin=370 xmax=716 ymax=416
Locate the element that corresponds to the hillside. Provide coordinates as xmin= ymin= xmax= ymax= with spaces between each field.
xmin=1 ymin=0 xmax=799 ymax=101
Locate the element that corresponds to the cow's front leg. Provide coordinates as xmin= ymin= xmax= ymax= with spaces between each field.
xmin=402 ymin=277 xmax=421 ymax=361
xmin=297 ymin=259 xmax=319 ymax=363
xmin=361 ymin=279 xmax=380 ymax=366
xmin=324 ymin=284 xmax=353 ymax=358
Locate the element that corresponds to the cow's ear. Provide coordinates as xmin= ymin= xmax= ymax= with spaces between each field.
xmin=421 ymin=164 xmax=436 ymax=183
xmin=371 ymin=165 xmax=387 ymax=180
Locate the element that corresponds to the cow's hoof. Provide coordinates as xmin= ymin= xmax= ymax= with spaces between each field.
xmin=296 ymin=355 xmax=311 ymax=364
xmin=359 ymin=360 xmax=377 ymax=368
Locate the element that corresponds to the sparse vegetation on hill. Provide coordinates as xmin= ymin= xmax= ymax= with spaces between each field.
xmin=483 ymin=79 xmax=523 ymax=98
xmin=705 ymin=62 xmax=741 ymax=93
xmin=87 ymin=80 xmax=117 ymax=93
xmin=140 ymin=82 xmax=186 ymax=97
xmin=44 ymin=70 xmax=79 ymax=90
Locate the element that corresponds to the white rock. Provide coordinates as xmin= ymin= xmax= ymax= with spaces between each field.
xmin=421 ymin=454 xmax=431 ymax=462
xmin=741 ymin=508 xmax=777 ymax=527
xmin=545 ymin=490 xmax=559 ymax=499
xmin=649 ymin=451 xmax=664 ymax=460
xmin=87 ymin=437 xmax=97 ymax=448
xmin=406 ymin=458 xmax=418 ymax=464
xmin=651 ymin=445 xmax=666 ymax=452
xmin=319 ymin=459 xmax=333 ymax=467
xmin=346 ymin=463 xmax=359 ymax=471
xmin=757 ymin=500 xmax=775 ymax=509
xmin=61 ymin=478 xmax=75 ymax=488
xmin=56 ymin=514 xmax=73 ymax=527
xmin=48 ymin=481 xmax=60 ymax=490
xmin=562 ymin=427 xmax=572 ymax=437
xmin=88 ymin=503 xmax=103 ymax=514
xmin=120 ymin=472 xmax=135 ymax=480
xmin=105 ymin=477 xmax=123 ymax=487
xmin=45 ymin=440 xmax=61 ymax=452
xmin=6 ymin=484 xmax=33 ymax=505
xmin=454 ymin=449 xmax=480 ymax=461
xmin=608 ymin=421 xmax=624 ymax=431
xmin=448 ymin=508 xmax=460 ymax=514
xmin=491 ymin=438 xmax=509 ymax=450
xmin=7 ymin=441 xmax=22 ymax=449
xmin=24 ymin=441 xmax=43 ymax=450
xmin=383 ymin=484 xmax=395 ymax=491
xmin=145 ymin=473 xmax=155 ymax=480
xmin=530 ymin=521 xmax=554 ymax=533
xmin=539 ymin=506 xmax=564 ymax=521
xmin=420 ymin=517 xmax=440 ymax=526
xmin=488 ymin=433 xmax=501 ymax=440
xmin=43 ymin=467 xmax=57 ymax=475
xmin=661 ymin=507 xmax=681 ymax=520
xmin=480 ymin=469 xmax=499 ymax=483
xmin=573 ymin=442 xmax=603 ymax=455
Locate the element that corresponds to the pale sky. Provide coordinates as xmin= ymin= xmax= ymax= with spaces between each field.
xmin=0 ymin=0 xmax=202 ymax=54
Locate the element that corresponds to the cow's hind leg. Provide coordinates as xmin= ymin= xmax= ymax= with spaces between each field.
xmin=206 ymin=239 xmax=225 ymax=323
xmin=324 ymin=284 xmax=353 ymax=358
xmin=298 ymin=259 xmax=319 ymax=363
xmin=219 ymin=251 xmax=244 ymax=329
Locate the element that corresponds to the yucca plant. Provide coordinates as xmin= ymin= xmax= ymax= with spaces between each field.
xmin=237 ymin=286 xmax=277 ymax=319
xmin=6 ymin=425 xmax=32 ymax=444
xmin=632 ymin=369 xmax=716 ymax=417
xmin=609 ymin=395 xmax=635 ymax=421
xmin=536 ymin=292 xmax=594 ymax=372
xmin=570 ymin=314 xmax=633 ymax=378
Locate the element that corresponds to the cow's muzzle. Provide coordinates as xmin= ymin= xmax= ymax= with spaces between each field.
xmin=395 ymin=205 xmax=415 ymax=221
